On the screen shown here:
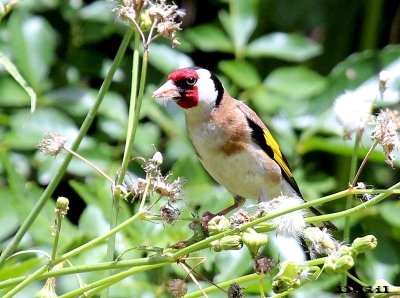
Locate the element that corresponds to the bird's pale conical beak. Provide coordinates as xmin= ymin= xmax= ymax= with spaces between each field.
xmin=152 ymin=80 xmax=181 ymax=99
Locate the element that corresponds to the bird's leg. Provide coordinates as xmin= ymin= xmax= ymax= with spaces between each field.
xmin=202 ymin=196 xmax=245 ymax=227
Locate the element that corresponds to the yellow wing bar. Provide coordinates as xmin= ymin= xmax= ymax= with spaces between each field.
xmin=263 ymin=129 xmax=293 ymax=179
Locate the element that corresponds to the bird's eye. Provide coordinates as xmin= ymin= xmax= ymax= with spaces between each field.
xmin=186 ymin=77 xmax=197 ymax=86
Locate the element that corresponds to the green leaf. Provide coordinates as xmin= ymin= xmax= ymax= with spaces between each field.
xmin=4 ymin=108 xmax=78 ymax=150
xmin=264 ymin=66 xmax=327 ymax=98
xmin=0 ymin=76 xmax=30 ymax=108
xmin=379 ymin=201 xmax=400 ymax=228
xmin=219 ymin=60 xmax=261 ymax=89
xmin=246 ymin=32 xmax=322 ymax=62
xmin=0 ymin=51 xmax=37 ymax=112
xmin=185 ymin=24 xmax=233 ymax=53
xmin=148 ymin=43 xmax=194 ymax=74
xmin=8 ymin=11 xmax=57 ymax=93
xmin=0 ymin=188 xmax=19 ymax=241
xmin=219 ymin=0 xmax=258 ymax=54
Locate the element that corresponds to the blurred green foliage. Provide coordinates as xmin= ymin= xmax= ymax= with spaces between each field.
xmin=0 ymin=0 xmax=400 ymax=297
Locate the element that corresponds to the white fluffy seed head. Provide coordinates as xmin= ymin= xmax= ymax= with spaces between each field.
xmin=258 ymin=196 xmax=306 ymax=238
xmin=334 ymin=90 xmax=373 ymax=138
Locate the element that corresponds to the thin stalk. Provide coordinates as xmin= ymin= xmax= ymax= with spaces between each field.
xmin=343 ymin=131 xmax=362 ymax=242
xmin=101 ymin=31 xmax=141 ymax=298
xmin=351 ymin=140 xmax=379 ymax=187
xmin=305 ymin=181 xmax=400 ymax=224
xmin=346 ymin=271 xmax=368 ymax=287
xmin=342 ymin=131 xmax=361 ymax=297
xmin=0 ymin=29 xmax=133 ymax=266
xmin=59 ymin=263 xmax=168 ymax=298
xmin=63 ymin=146 xmax=113 ymax=183
xmin=3 ymin=265 xmax=48 ymax=298
xmin=259 ymin=275 xmax=266 ymax=298
xmin=171 ymin=189 xmax=351 ymax=258
xmin=117 ymin=31 xmax=141 ymax=183
xmin=185 ymin=273 xmax=260 ymax=298
xmin=0 ymin=256 xmax=174 ymax=289
xmin=57 ymin=210 xmax=145 ymax=264
xmin=50 ymin=213 xmax=63 ymax=264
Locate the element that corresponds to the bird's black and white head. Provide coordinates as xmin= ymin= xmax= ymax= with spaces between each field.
xmin=152 ymin=67 xmax=224 ymax=110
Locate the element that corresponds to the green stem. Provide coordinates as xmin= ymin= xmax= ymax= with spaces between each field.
xmin=346 ymin=271 xmax=368 ymax=287
xmin=50 ymin=214 xmax=63 ymax=264
xmin=59 ymin=263 xmax=168 ymax=298
xmin=343 ymin=131 xmax=362 ymax=243
xmin=3 ymin=265 xmax=48 ymax=298
xmin=342 ymin=131 xmax=361 ymax=297
xmin=99 ymin=32 xmax=139 ymax=298
xmin=117 ymin=32 xmax=141 ymax=183
xmin=57 ymin=211 xmax=145 ymax=264
xmin=0 ymin=29 xmax=133 ymax=267
xmin=0 ymin=255 xmax=174 ymax=289
xmin=185 ymin=273 xmax=260 ymax=298
xmin=305 ymin=181 xmax=400 ymax=224
xmin=171 ymin=189 xmax=351 ymax=258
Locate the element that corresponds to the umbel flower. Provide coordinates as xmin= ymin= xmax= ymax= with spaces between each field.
xmin=37 ymin=133 xmax=66 ymax=156
xmin=113 ymin=0 xmax=185 ymax=47
xmin=371 ymin=109 xmax=400 ymax=167
xmin=129 ymin=152 xmax=183 ymax=202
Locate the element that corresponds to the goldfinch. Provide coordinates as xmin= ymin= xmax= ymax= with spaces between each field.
xmin=153 ymin=67 xmax=332 ymax=228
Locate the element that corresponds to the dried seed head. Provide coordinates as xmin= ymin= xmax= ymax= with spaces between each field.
xmin=370 ymin=109 xmax=400 ymax=167
xmin=230 ymin=209 xmax=253 ymax=228
xmin=253 ymin=255 xmax=275 ymax=275
xmin=167 ymin=279 xmax=187 ymax=298
xmin=36 ymin=277 xmax=58 ymax=298
xmin=227 ymin=282 xmax=245 ymax=298
xmin=160 ymin=203 xmax=180 ymax=224
xmin=37 ymin=133 xmax=66 ymax=156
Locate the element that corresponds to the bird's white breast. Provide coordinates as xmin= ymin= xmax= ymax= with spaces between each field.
xmin=186 ymin=119 xmax=284 ymax=200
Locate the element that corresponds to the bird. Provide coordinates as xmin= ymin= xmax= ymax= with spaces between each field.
xmin=153 ymin=66 xmax=334 ymax=229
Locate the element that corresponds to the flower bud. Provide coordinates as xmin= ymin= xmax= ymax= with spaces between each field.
xmin=211 ymin=235 xmax=242 ymax=252
xmin=207 ymin=216 xmax=230 ymax=236
xmin=138 ymin=9 xmax=153 ymax=31
xmin=241 ymin=228 xmax=268 ymax=257
xmin=335 ymin=255 xmax=354 ymax=272
xmin=272 ymin=261 xmax=300 ymax=293
xmin=351 ymin=235 xmax=377 ymax=255
xmin=323 ymin=256 xmax=336 ymax=274
xmin=338 ymin=245 xmax=355 ymax=257
xmin=55 ymin=197 xmax=69 ymax=217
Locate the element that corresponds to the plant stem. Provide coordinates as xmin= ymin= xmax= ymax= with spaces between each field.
xmin=0 ymin=255 xmax=174 ymax=289
xmin=351 ymin=140 xmax=379 ymax=187
xmin=185 ymin=273 xmax=260 ymax=298
xmin=343 ymin=131 xmax=362 ymax=242
xmin=3 ymin=264 xmax=48 ymax=298
xmin=50 ymin=214 xmax=63 ymax=264
xmin=63 ymin=146 xmax=113 ymax=183
xmin=59 ymin=263 xmax=168 ymax=298
xmin=342 ymin=131 xmax=361 ymax=297
xmin=305 ymin=181 xmax=400 ymax=224
xmin=0 ymin=29 xmax=133 ymax=266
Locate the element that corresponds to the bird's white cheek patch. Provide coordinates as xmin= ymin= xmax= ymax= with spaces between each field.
xmin=196 ymin=69 xmax=218 ymax=107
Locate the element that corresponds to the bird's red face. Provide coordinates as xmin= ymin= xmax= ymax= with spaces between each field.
xmin=153 ymin=68 xmax=200 ymax=109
